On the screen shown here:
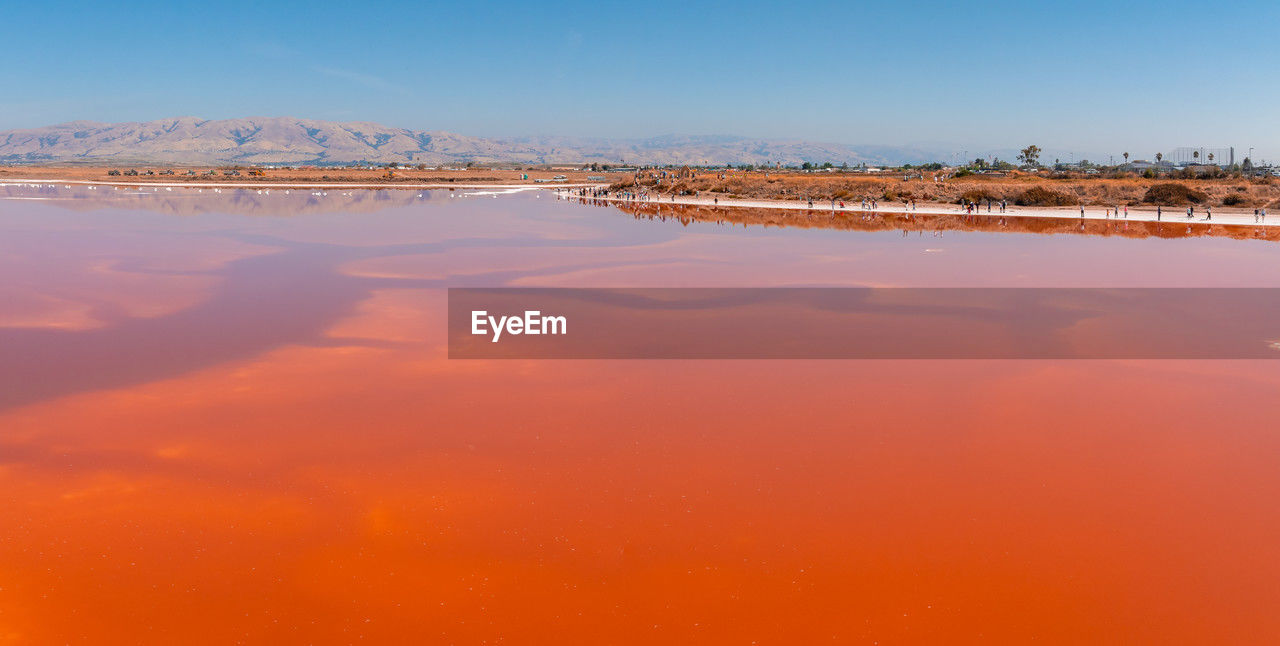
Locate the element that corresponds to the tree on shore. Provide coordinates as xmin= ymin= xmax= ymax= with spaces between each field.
xmin=1193 ymin=150 xmax=1200 ymax=163
xmin=1156 ymin=152 xmax=1163 ymax=163
xmin=1208 ymin=152 xmax=1215 ymax=164
xmin=1017 ymin=145 xmax=1041 ymax=168
xmin=1123 ymin=152 xmax=1130 ymax=164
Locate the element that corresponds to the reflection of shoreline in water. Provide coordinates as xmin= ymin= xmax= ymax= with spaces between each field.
xmin=0 ymin=194 xmax=681 ymax=411
xmin=574 ymin=197 xmax=1280 ymax=242
xmin=0 ymin=183 xmax=454 ymax=217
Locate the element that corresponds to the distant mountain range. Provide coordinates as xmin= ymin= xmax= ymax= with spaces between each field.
xmin=0 ymin=117 xmax=940 ymax=166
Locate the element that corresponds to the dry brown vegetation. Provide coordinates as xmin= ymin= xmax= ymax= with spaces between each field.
xmin=1013 ymin=186 xmax=1077 ymax=206
xmin=1142 ymin=183 xmax=1209 ymax=205
xmin=614 ymin=170 xmax=1280 ymax=210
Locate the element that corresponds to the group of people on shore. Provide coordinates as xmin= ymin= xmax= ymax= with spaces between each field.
xmin=1187 ymin=206 xmax=1210 ymax=221
xmin=963 ymin=199 xmax=1006 ymax=214
xmin=1100 ymin=205 xmax=1129 ymax=218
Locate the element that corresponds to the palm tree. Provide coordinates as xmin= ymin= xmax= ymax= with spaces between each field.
xmin=1208 ymin=152 xmax=1215 ymax=164
xmin=1193 ymin=150 xmax=1200 ymax=163
xmin=1123 ymin=152 xmax=1130 ymax=164
xmin=1155 ymin=152 xmax=1163 ymax=163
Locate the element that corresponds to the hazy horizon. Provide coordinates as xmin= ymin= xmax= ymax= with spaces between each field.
xmin=5 ymin=0 xmax=1280 ymax=161
xmin=1 ymin=115 xmax=1165 ymax=167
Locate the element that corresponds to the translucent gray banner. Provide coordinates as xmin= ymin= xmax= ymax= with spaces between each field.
xmin=448 ymin=288 xmax=1280 ymax=359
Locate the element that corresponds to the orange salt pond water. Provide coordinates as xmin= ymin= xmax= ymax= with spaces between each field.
xmin=2 ymin=184 xmax=1279 ymax=643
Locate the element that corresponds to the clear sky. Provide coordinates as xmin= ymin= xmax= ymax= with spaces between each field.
xmin=4 ymin=0 xmax=1279 ymax=161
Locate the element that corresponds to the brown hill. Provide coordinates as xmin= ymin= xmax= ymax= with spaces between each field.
xmin=0 ymin=117 xmax=931 ymax=166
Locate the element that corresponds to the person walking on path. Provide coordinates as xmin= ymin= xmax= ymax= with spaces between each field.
xmin=1080 ymin=205 xmax=1085 ymax=219
xmin=1205 ymin=205 xmax=1212 ymax=221
xmin=1187 ymin=206 xmax=1194 ymax=219
xmin=1157 ymin=205 xmax=1162 ymax=220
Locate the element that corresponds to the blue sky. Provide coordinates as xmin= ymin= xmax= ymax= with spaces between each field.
xmin=4 ymin=0 xmax=1279 ymax=161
